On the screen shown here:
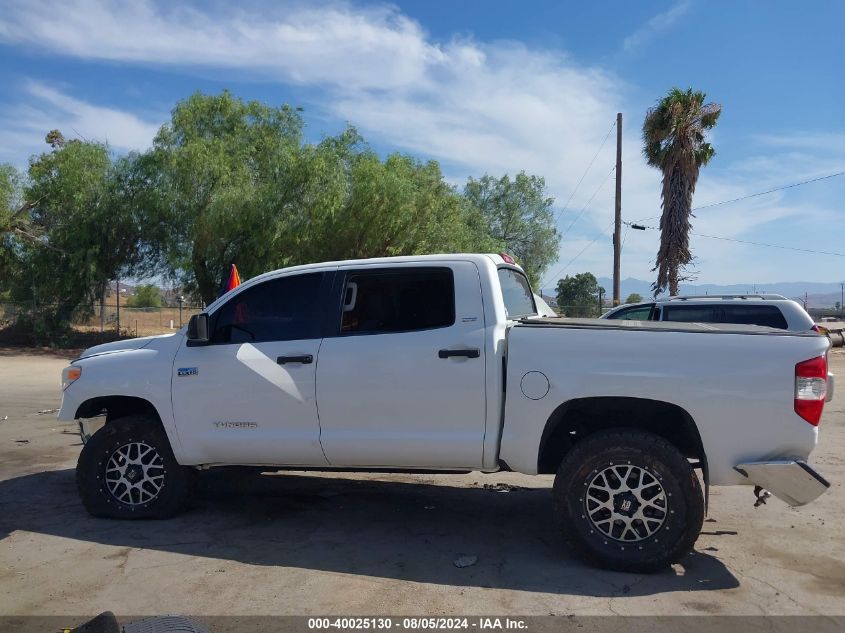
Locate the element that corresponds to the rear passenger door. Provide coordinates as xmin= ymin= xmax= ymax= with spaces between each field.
xmin=316 ymin=263 xmax=487 ymax=468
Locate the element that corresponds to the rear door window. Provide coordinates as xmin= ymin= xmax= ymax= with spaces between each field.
xmin=340 ymin=268 xmax=455 ymax=335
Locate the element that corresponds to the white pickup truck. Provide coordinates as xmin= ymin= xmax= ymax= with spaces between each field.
xmin=59 ymin=254 xmax=832 ymax=572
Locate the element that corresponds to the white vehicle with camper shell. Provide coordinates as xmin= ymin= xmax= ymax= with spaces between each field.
xmin=59 ymin=253 xmax=832 ymax=572
xmin=602 ymin=293 xmax=818 ymax=332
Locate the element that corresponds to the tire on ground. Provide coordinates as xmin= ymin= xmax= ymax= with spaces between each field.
xmin=553 ymin=428 xmax=704 ymax=573
xmin=76 ymin=414 xmax=191 ymax=519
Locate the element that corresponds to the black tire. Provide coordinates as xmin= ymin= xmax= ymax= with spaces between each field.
xmin=76 ymin=415 xmax=191 ymax=519
xmin=553 ymin=429 xmax=704 ymax=573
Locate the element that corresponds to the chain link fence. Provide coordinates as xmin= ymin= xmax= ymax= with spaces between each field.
xmin=0 ymin=301 xmax=204 ymax=344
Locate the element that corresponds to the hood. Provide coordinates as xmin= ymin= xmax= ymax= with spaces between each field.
xmin=77 ymin=333 xmax=177 ymax=360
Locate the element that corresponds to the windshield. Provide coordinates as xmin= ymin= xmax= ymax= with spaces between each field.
xmin=498 ymin=267 xmax=537 ymax=319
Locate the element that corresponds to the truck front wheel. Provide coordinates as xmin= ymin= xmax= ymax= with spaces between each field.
xmin=76 ymin=415 xmax=191 ymax=519
xmin=553 ymin=429 xmax=704 ymax=572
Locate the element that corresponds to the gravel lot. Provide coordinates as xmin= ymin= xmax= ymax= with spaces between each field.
xmin=1 ymin=347 xmax=843 ymax=618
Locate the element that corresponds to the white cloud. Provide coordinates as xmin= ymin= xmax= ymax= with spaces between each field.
xmin=1 ymin=0 xmax=842 ymax=286
xmin=753 ymin=132 xmax=845 ymax=154
xmin=0 ymin=0 xmax=629 ymax=219
xmin=24 ymin=81 xmax=161 ymax=149
xmin=622 ymin=0 xmax=693 ymax=53
xmin=0 ymin=0 xmax=438 ymax=91
xmin=0 ymin=80 xmax=161 ymax=163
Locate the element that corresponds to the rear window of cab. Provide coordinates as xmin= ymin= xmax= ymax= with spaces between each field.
xmin=498 ymin=268 xmax=537 ymax=319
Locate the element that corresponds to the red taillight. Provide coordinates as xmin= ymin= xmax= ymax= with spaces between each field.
xmin=500 ymin=252 xmax=515 ymax=264
xmin=795 ymin=355 xmax=827 ymax=426
xmin=811 ymin=324 xmax=820 ymax=333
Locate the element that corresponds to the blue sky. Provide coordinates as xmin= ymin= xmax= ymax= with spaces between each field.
xmin=1 ymin=0 xmax=844 ymax=287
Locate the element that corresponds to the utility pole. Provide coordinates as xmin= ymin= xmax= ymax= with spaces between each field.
xmin=612 ymin=112 xmax=622 ymax=306
xmin=840 ymin=282 xmax=844 ymax=319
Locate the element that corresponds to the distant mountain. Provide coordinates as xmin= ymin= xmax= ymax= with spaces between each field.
xmin=542 ymin=277 xmax=845 ymax=309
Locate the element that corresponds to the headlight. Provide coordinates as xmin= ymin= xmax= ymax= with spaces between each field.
xmin=62 ymin=366 xmax=82 ymax=390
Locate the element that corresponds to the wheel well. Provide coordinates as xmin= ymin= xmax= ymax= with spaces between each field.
xmin=537 ymin=397 xmax=707 ymax=480
xmin=75 ymin=396 xmax=163 ymax=430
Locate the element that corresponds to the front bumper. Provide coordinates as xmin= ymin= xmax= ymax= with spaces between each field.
xmin=734 ymin=460 xmax=830 ymax=506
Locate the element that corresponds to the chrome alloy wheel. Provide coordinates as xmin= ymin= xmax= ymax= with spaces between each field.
xmin=584 ymin=464 xmax=668 ymax=542
xmin=104 ymin=441 xmax=165 ymax=506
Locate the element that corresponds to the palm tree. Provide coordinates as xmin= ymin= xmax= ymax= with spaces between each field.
xmin=643 ymin=88 xmax=721 ymax=296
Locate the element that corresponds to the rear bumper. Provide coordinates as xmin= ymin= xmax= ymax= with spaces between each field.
xmin=734 ymin=460 xmax=830 ymax=506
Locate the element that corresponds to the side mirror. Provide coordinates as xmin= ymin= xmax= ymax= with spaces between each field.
xmin=186 ymin=313 xmax=210 ymax=346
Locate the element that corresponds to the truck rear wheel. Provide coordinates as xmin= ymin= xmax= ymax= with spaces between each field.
xmin=76 ymin=415 xmax=191 ymax=519
xmin=553 ymin=429 xmax=704 ymax=572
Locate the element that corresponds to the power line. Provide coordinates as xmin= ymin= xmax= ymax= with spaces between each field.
xmin=693 ymin=169 xmax=845 ymax=211
xmin=543 ymin=219 xmax=615 ymax=287
xmin=553 ymin=120 xmax=616 ymax=225
xmin=561 ymin=166 xmax=616 ymax=237
xmin=624 ymin=221 xmax=845 ymax=258
xmin=631 ymin=168 xmax=845 ymax=224
xmin=692 ymin=232 xmax=845 ymax=257
xmin=542 ymin=166 xmax=615 ymax=288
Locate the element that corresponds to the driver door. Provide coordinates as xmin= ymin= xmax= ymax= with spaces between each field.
xmin=171 ymin=271 xmax=331 ymax=466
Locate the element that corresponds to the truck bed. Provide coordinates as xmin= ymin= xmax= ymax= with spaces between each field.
xmin=503 ymin=315 xmax=828 ymax=484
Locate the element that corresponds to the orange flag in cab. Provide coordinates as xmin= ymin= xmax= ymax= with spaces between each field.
xmin=225 ymin=264 xmax=242 ymax=292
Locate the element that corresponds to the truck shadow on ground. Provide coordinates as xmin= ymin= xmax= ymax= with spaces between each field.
xmin=0 ymin=467 xmax=739 ymax=596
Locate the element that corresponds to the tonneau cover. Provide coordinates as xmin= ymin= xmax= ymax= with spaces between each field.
xmin=518 ymin=316 xmax=820 ymax=337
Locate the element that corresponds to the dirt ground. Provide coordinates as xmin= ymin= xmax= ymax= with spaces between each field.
xmin=0 ymin=347 xmax=843 ymax=618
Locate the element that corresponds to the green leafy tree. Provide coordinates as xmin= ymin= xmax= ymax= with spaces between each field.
xmin=556 ymin=272 xmax=604 ymax=317
xmin=0 ymin=163 xmax=26 ymax=296
xmin=144 ymin=90 xmax=305 ymax=303
xmin=464 ymin=172 xmax=560 ymax=288
xmin=0 ymin=90 xmax=553 ymax=337
xmin=127 ymin=284 xmax=162 ymax=308
xmin=643 ymin=87 xmax=721 ymax=296
xmin=625 ymin=292 xmax=643 ymax=304
xmin=146 ymin=92 xmax=500 ymax=303
xmin=4 ymin=134 xmax=148 ymax=338
xmin=314 ymin=150 xmax=498 ymax=264
xmin=0 ymin=163 xmax=24 ymax=234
